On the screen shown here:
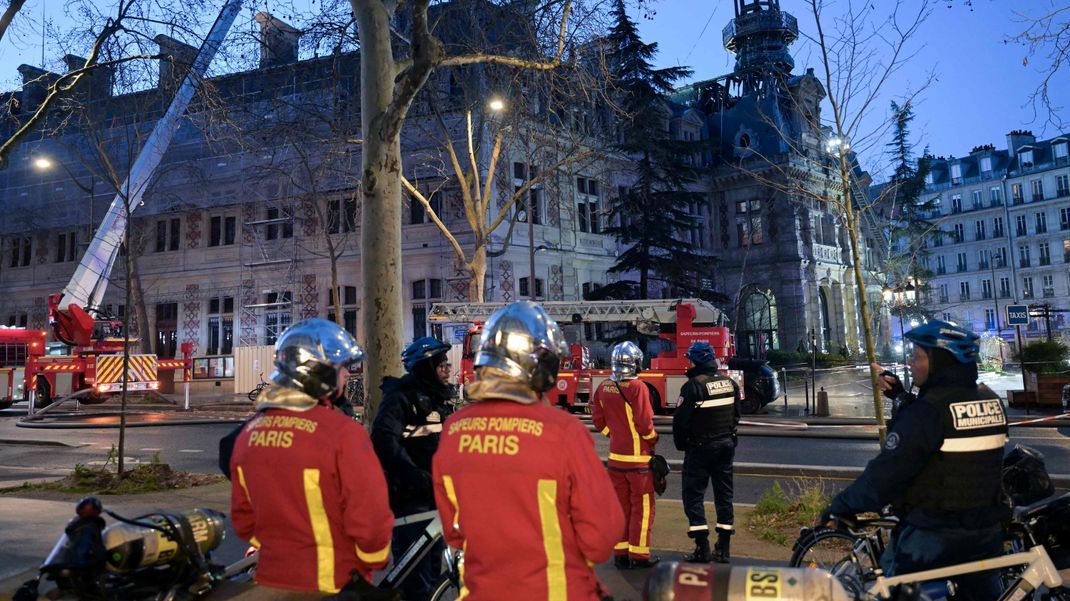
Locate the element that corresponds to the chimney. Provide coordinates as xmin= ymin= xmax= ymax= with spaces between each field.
xmin=1006 ymin=129 xmax=1036 ymax=158
xmin=154 ymin=34 xmax=198 ymax=91
xmin=62 ymin=54 xmax=113 ymax=100
xmin=255 ymin=12 xmax=301 ymax=68
xmin=16 ymin=64 xmax=58 ymax=113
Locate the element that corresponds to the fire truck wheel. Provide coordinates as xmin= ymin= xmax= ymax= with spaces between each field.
xmin=0 ymin=400 xmax=12 ymax=410
xmin=646 ymin=383 xmax=666 ymax=416
xmin=83 ymin=392 xmax=109 ymax=405
xmin=741 ymin=388 xmax=761 ymax=414
xmin=35 ymin=377 xmax=52 ymax=408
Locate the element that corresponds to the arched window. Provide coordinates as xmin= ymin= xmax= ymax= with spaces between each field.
xmin=737 ymin=287 xmax=779 ymax=358
xmin=818 ymin=287 xmax=832 ymax=352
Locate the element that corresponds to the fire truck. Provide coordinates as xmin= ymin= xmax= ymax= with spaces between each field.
xmin=14 ymin=1 xmax=241 ymax=410
xmin=0 ymin=327 xmax=46 ymax=409
xmin=429 ymin=299 xmax=759 ymax=414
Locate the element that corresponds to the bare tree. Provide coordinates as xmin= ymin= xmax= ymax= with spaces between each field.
xmin=1013 ymin=4 xmax=1070 ymax=129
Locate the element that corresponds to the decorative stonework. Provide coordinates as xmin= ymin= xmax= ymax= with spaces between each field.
xmin=500 ymin=260 xmax=514 ymax=302
xmin=242 ymin=203 xmax=256 ymax=244
xmin=449 ymin=260 xmax=469 ymax=301
xmin=35 ymin=233 xmax=48 ymax=264
xmin=549 ymin=264 xmax=563 ymax=300
xmin=183 ymin=283 xmax=200 ymax=355
xmin=301 ymin=274 xmax=318 ymax=318
xmin=301 ymin=198 xmax=318 ymax=238
xmin=30 ymin=297 xmax=47 ymax=330
xmin=240 ymin=278 xmax=257 ymax=346
xmin=186 ymin=211 xmax=202 ymax=249
xmin=719 ymin=199 xmax=729 ymax=249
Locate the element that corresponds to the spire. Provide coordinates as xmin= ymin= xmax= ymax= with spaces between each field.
xmin=723 ymin=0 xmax=799 ymax=95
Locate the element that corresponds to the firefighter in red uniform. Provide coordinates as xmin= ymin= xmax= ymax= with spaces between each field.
xmin=592 ymin=341 xmax=659 ymax=570
xmin=230 ymin=318 xmax=394 ymax=594
xmin=433 ymin=301 xmax=625 ymax=601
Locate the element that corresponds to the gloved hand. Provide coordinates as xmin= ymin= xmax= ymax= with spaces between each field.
xmin=817 ymin=506 xmax=854 ymax=530
xmin=876 ymin=369 xmax=906 ymax=400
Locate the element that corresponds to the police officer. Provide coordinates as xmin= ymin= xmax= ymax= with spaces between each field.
xmin=432 ymin=301 xmax=624 ymax=601
xmin=229 ymin=319 xmax=394 ymax=594
xmin=371 ymin=336 xmax=453 ymax=600
xmin=592 ymin=341 xmax=659 ymax=570
xmin=821 ymin=320 xmax=1007 ymax=600
xmin=672 ymin=341 xmax=740 ymax=564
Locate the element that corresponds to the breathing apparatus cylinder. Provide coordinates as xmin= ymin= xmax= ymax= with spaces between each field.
xmin=644 ymin=563 xmax=852 ymax=601
xmin=102 ymin=508 xmax=226 ymax=572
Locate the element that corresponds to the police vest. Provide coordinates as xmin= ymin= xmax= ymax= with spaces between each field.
xmin=683 ymin=373 xmax=737 ymax=445
xmin=903 ymin=387 xmax=1008 ymax=513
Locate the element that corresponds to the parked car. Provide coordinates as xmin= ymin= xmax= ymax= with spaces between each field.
xmin=727 ymin=357 xmax=781 ymax=414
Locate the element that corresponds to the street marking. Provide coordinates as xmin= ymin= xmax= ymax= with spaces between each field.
xmin=139 ymin=448 xmax=163 ymax=452
xmin=178 ymin=449 xmax=203 ymax=453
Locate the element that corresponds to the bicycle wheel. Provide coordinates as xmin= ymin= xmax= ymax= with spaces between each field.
xmin=789 ymin=529 xmax=874 ymax=597
xmin=428 ymin=576 xmax=460 ymax=601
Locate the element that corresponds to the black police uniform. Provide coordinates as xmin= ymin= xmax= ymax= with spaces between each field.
xmin=672 ymin=364 xmax=741 ymax=559
xmin=827 ymin=380 xmax=1007 ymax=600
xmin=372 ymin=372 xmax=452 ymax=600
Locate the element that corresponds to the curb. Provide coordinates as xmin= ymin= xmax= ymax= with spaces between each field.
xmin=0 ymin=438 xmax=84 ymax=448
xmin=15 ymin=417 xmax=246 ymax=430
xmin=585 ymin=424 xmax=879 ymax=441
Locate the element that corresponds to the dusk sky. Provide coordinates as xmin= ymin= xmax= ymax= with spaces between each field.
xmin=1 ymin=0 xmax=1067 ymax=179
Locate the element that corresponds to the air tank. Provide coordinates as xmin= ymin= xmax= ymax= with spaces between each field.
xmin=645 ymin=562 xmax=852 ymax=601
xmin=102 ymin=508 xmax=226 ymax=572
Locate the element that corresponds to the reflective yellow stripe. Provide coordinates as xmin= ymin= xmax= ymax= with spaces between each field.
xmin=537 ymin=479 xmax=567 ymax=601
xmin=623 ymin=402 xmax=641 ymax=456
xmin=608 ymin=452 xmax=650 ymax=463
xmin=303 ymin=469 xmax=338 ymax=593
xmin=250 ymin=536 xmax=261 ymax=549
xmin=614 ymin=541 xmax=630 ymax=550
xmin=459 ymin=541 xmax=469 ymax=600
xmin=641 ymin=430 xmax=657 ymax=440
xmin=601 ymin=426 xmax=611 ymax=436
xmin=235 ymin=466 xmax=259 ymax=548
xmin=356 ymin=542 xmax=390 ymax=564
xmin=443 ymin=475 xmax=469 ymax=600
xmin=629 ymin=545 xmax=650 ymax=554
xmin=639 ymin=493 xmax=651 ymax=549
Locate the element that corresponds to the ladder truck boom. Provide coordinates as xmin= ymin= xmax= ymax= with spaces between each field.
xmin=52 ymin=0 xmax=243 ymax=346
xmin=428 ymin=298 xmax=729 ymax=330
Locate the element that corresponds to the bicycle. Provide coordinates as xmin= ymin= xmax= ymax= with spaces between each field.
xmin=791 ymin=515 xmax=898 ymax=598
xmin=247 ymin=373 xmax=267 ymax=402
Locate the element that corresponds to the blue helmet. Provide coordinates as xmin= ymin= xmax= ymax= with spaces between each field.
xmin=685 ymin=341 xmax=716 ymax=366
xmin=402 ymin=337 xmax=451 ymax=372
xmin=903 ymin=319 xmax=979 ymax=364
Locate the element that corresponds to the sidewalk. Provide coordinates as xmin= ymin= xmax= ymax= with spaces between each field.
xmin=0 ymin=483 xmax=791 ymax=600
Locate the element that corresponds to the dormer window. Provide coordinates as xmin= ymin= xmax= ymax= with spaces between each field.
xmin=1020 ymin=149 xmax=1034 ymax=168
xmin=924 ymin=172 xmax=933 ymax=185
xmin=980 ymin=156 xmax=992 ymax=173
xmin=1054 ymin=142 xmax=1068 ymax=163
xmin=950 ymin=163 xmax=962 ymax=185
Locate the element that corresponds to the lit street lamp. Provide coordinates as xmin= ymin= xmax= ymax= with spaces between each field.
xmin=883 ymin=278 xmax=917 ymax=388
xmin=34 ymin=155 xmax=98 ymax=246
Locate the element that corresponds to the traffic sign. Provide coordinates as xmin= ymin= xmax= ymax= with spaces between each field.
xmin=1006 ymin=304 xmax=1030 ymax=326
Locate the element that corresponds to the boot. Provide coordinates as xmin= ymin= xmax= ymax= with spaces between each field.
xmin=629 ymin=556 xmax=661 ymax=569
xmin=712 ymin=529 xmax=732 ymax=564
xmin=613 ymin=555 xmax=631 ymax=570
xmin=686 ymin=536 xmax=710 ymax=563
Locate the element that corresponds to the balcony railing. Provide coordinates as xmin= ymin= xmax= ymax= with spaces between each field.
xmin=1040 ymin=257 xmax=1051 ymax=266
xmin=1013 ymin=196 xmax=1025 ymax=205
xmin=978 ymin=261 xmax=990 ymax=270
xmin=1061 ymin=221 xmax=1070 ymax=231
xmin=1043 ymin=287 xmax=1056 ymax=298
xmin=1000 ymin=290 xmax=1012 ymax=299
xmin=939 ymin=295 xmax=950 ymax=303
xmin=957 ymin=264 xmax=968 ymax=273
xmin=1024 ymin=290 xmax=1035 ymax=299
xmin=976 ymin=233 xmax=986 ymax=241
xmin=1020 ymin=259 xmax=1032 ymax=268
xmin=982 ymin=291 xmax=993 ymax=300
xmin=959 ymin=293 xmax=971 ymax=302
xmin=995 ymin=259 xmax=1007 ymax=268
xmin=936 ymin=267 xmax=947 ymax=275
xmin=993 ymin=230 xmax=1004 ymax=238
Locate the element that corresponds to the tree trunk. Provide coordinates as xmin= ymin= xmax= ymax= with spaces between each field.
xmin=354 ymin=2 xmax=405 ymax=426
xmin=125 ymin=247 xmax=152 ymax=354
xmin=467 ymin=245 xmax=487 ymax=302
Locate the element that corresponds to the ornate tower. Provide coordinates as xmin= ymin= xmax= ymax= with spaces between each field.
xmin=722 ymin=0 xmax=799 ymax=95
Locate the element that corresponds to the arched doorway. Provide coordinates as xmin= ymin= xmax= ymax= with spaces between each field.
xmin=818 ymin=287 xmax=832 ymax=352
xmin=737 ymin=287 xmax=779 ymax=359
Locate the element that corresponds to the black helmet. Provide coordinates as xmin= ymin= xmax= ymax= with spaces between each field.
xmin=1002 ymin=445 xmax=1054 ymax=506
xmin=267 ymin=318 xmax=364 ymax=407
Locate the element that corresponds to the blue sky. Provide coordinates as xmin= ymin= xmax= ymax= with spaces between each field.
xmin=1 ymin=0 xmax=1067 ymax=177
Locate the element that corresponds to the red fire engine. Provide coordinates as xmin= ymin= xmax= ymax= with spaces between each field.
xmin=0 ymin=328 xmax=46 ymax=409
xmin=428 ymin=299 xmax=742 ymax=414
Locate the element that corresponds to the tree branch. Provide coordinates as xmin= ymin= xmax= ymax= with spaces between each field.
xmin=401 ymin=174 xmax=467 ymax=262
xmin=0 ymin=0 xmax=27 ymax=45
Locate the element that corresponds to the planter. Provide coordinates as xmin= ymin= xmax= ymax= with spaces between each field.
xmin=1013 ymin=373 xmax=1070 ymax=407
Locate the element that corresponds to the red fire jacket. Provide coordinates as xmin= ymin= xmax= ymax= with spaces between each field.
xmin=433 ymin=398 xmax=624 ymax=601
xmin=592 ymin=379 xmax=657 ymax=469
xmin=230 ymin=401 xmax=394 ymax=593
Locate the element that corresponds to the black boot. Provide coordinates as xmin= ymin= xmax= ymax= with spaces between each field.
xmin=712 ymin=529 xmax=732 ymax=564
xmin=613 ymin=555 xmax=631 ymax=570
xmin=686 ymin=536 xmax=710 ymax=563
xmin=629 ymin=556 xmax=661 ymax=569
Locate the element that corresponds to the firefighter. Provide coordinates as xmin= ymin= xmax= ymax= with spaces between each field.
xmin=820 ymin=320 xmax=1007 ymax=600
xmin=229 ymin=318 xmax=394 ymax=594
xmin=672 ymin=341 xmax=740 ymax=564
xmin=432 ymin=301 xmax=624 ymax=601
xmin=371 ymin=336 xmax=453 ymax=600
xmin=592 ymin=341 xmax=659 ymax=570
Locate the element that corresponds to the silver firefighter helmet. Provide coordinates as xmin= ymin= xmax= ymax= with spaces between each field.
xmin=473 ymin=301 xmax=570 ymax=399
xmin=610 ymin=341 xmax=643 ymax=381
xmin=264 ymin=318 xmax=364 ymax=410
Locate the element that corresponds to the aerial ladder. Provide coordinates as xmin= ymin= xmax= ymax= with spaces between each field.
xmin=25 ymin=0 xmax=243 ymax=411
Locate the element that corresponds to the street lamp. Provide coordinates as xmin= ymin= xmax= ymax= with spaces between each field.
xmin=33 ymin=157 xmax=53 ymax=170
xmin=825 ymin=136 xmax=850 ymax=156
xmin=883 ymin=278 xmax=917 ymax=388
xmin=488 ymin=97 xmax=505 ymax=112
xmin=34 ymin=154 xmax=98 ymax=245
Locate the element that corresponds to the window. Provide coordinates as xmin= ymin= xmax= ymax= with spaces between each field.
xmin=982 ymin=279 xmax=993 ymax=299
xmin=576 ymin=176 xmax=601 ymax=234
xmin=411 ymin=278 xmax=443 ymax=339
xmin=938 ymin=283 xmax=949 ymax=303
xmin=993 ymin=216 xmax=1005 ymax=237
xmin=959 ymin=281 xmax=971 ymax=301
xmin=985 ymin=308 xmax=996 ymax=330
xmin=1012 ymin=183 xmax=1024 ymax=204
xmin=518 ymin=277 xmax=545 ymax=299
xmin=978 ymin=248 xmax=990 ymax=269
xmin=975 ymin=220 xmax=986 ymax=241
xmin=513 ymin=162 xmax=543 ymax=225
xmin=999 ymin=277 xmax=1011 ymax=298
xmin=1055 ymin=143 xmax=1069 ymax=163
xmin=990 ymin=186 xmax=1002 ymax=206
xmin=1039 ymin=241 xmax=1051 ymax=265
xmin=925 ymin=172 xmax=934 ymax=185
xmin=737 ymin=211 xmax=763 ymax=247
xmin=952 ymin=223 xmax=964 ymax=243
xmin=1016 ymin=215 xmax=1028 ymax=236
xmin=155 ymin=218 xmax=181 ymax=252
xmin=951 ymin=194 xmax=962 ymax=214
xmin=1023 ymin=277 xmax=1035 ymax=299
xmin=54 ymin=231 xmax=76 ymax=263
xmin=1043 ymin=274 xmax=1055 ymax=297
xmin=6 ymin=313 xmax=28 ymax=327
xmin=8 ymin=236 xmax=31 ymax=267
xmin=1065 ymin=239 xmax=1070 ymax=262
xmin=155 ymin=303 xmax=179 ymax=358
xmin=956 ymin=252 xmax=968 ymax=272
xmin=995 ymin=247 xmax=1008 ymax=268
xmin=328 ymin=285 xmax=358 ymax=337
xmin=1032 ymin=179 xmax=1045 ymax=202
xmin=328 ymin=197 xmax=358 ymax=233
xmin=265 ymin=207 xmax=293 ymax=240
xmin=936 ymin=255 xmax=947 ymax=275
xmin=1058 ymin=175 xmax=1069 ymax=197
xmin=1036 ymin=212 xmax=1048 ymax=233
xmin=209 ymin=215 xmax=236 ymax=246
xmin=264 ymin=292 xmax=293 ymax=345
xmin=981 ymin=156 xmax=993 ymax=173
xmin=972 ymin=190 xmax=983 ymax=209
xmin=950 ymin=164 xmax=962 ymax=185
xmin=206 ymin=296 xmax=234 ymax=355
xmin=1062 ymin=208 xmax=1070 ymax=230
xmin=1019 ymin=245 xmax=1032 ymax=268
